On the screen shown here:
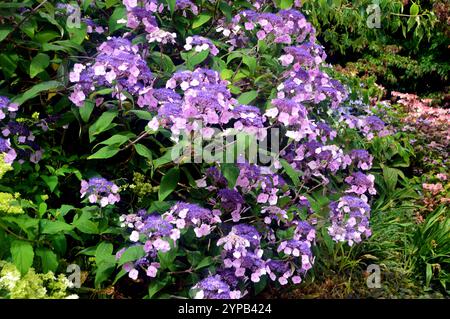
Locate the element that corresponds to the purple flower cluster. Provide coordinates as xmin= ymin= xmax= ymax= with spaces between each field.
xmin=163 ymin=202 xmax=222 ymax=238
xmin=217 ymin=9 xmax=317 ymax=49
xmin=175 ymin=0 xmax=199 ymax=16
xmin=70 ymin=37 xmax=154 ymax=107
xmin=0 ymin=138 xmax=16 ymax=164
xmin=341 ymin=114 xmax=391 ymax=140
xmin=281 ymin=142 xmax=351 ymax=183
xmin=349 ymin=149 xmax=373 ymax=171
xmin=328 ymin=196 xmax=372 ymax=246
xmin=192 ymin=275 xmax=241 ymax=299
xmin=152 ymin=68 xmax=267 ymax=141
xmin=122 ymin=0 xmax=177 ymax=44
xmin=118 ymin=210 xmax=180 ymax=280
xmin=184 ymin=36 xmax=219 ymax=56
xmin=0 ymin=96 xmax=42 ymax=164
xmin=80 ymin=177 xmax=120 ymax=207
xmin=345 ymin=172 xmax=376 ymax=197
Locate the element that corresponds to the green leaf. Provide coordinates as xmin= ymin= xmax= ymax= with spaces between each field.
xmin=79 ymin=100 xmax=95 ymax=123
xmin=97 ymin=133 xmax=134 ymax=147
xmin=242 ymin=56 xmax=257 ymax=74
xmin=36 ymin=248 xmax=58 ymax=273
xmin=73 ymin=211 xmax=99 ymax=234
xmin=158 ymin=247 xmax=177 ymax=270
xmin=135 ymin=144 xmax=153 ymax=160
xmin=383 ymin=166 xmax=398 ymax=192
xmin=183 ymin=49 xmax=210 ymax=70
xmin=159 ymin=167 xmax=179 ymax=201
xmin=167 ymin=0 xmax=176 ymax=14
xmin=0 ymin=26 xmax=13 ymax=42
xmin=95 ymin=261 xmax=115 ymax=288
xmin=279 ymin=0 xmax=294 ymax=9
xmin=12 ymin=81 xmax=62 ymax=106
xmin=0 ymin=52 xmax=18 ymax=77
xmin=280 ymin=159 xmax=300 ymax=187
xmin=237 ymin=90 xmax=258 ymax=104
xmin=40 ymin=220 xmax=73 ymax=234
xmin=11 ymin=240 xmax=34 ymax=275
xmin=130 ymin=110 xmax=153 ymax=120
xmin=41 ymin=175 xmax=58 ymax=192
xmin=192 ymin=14 xmax=212 ymax=29
xmin=89 ymin=110 xmax=118 ymax=142
xmin=410 ymin=3 xmax=419 ymax=16
xmin=194 ymin=257 xmax=214 ymax=270
xmin=88 ymin=145 xmax=120 ymax=160
xmin=118 ymin=245 xmax=145 ymax=266
xmin=148 ymin=276 xmax=169 ymax=298
xmin=95 ymin=242 xmax=114 ymax=265
xmin=221 ymin=163 xmax=240 ymax=188
xmin=30 ymin=53 xmax=50 ymax=77
xmin=109 ymin=6 xmax=127 ymax=33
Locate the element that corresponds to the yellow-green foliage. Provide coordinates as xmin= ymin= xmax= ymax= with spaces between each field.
xmin=0 ymin=192 xmax=24 ymax=215
xmin=0 ymin=261 xmax=78 ymax=299
xmin=0 ymin=154 xmax=12 ymax=179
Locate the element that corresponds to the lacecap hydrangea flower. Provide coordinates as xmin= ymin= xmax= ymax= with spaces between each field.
xmin=80 ymin=177 xmax=120 ymax=207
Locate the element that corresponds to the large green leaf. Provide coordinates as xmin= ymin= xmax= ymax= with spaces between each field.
xmin=158 ymin=167 xmax=180 ymax=201
xmin=88 ymin=145 xmax=120 ymax=160
xmin=88 ymin=110 xmax=118 ymax=142
xmin=40 ymin=220 xmax=73 ymax=234
xmin=36 ymin=247 xmax=58 ymax=273
xmin=118 ymin=245 xmax=145 ymax=266
xmin=10 ymin=240 xmax=34 ymax=275
xmin=12 ymin=81 xmax=62 ymax=106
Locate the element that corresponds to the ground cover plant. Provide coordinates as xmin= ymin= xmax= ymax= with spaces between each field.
xmin=0 ymin=0 xmax=448 ymax=299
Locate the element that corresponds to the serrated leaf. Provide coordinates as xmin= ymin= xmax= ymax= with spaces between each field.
xmin=36 ymin=248 xmax=58 ymax=273
xmin=40 ymin=220 xmax=73 ymax=234
xmin=11 ymin=240 xmax=34 ymax=275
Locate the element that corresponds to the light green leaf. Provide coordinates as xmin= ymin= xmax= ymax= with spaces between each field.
xmin=192 ymin=14 xmax=212 ymax=29
xmin=135 ymin=144 xmax=153 ymax=160
xmin=88 ymin=145 xmax=120 ymax=160
xmin=237 ymin=90 xmax=258 ymax=105
xmin=40 ymin=220 xmax=73 ymax=234
xmin=118 ymin=245 xmax=145 ymax=266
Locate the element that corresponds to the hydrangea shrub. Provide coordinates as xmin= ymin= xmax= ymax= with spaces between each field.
xmin=0 ymin=0 xmax=392 ymax=299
